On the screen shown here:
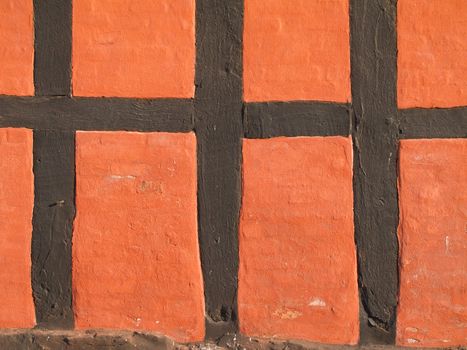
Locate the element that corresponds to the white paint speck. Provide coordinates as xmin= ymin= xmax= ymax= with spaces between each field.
xmin=110 ymin=175 xmax=136 ymax=180
xmin=406 ymin=327 xmax=418 ymax=332
xmin=135 ymin=317 xmax=141 ymax=326
xmin=407 ymin=338 xmax=420 ymax=344
xmin=308 ymin=298 xmax=326 ymax=307
xmin=445 ymin=236 xmax=450 ymax=253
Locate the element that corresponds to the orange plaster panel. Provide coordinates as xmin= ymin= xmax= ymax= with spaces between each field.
xmin=0 ymin=128 xmax=35 ymax=328
xmin=243 ymin=0 xmax=351 ymax=102
xmin=0 ymin=0 xmax=34 ymax=95
xmin=73 ymin=131 xmax=204 ymax=342
xmin=72 ymin=0 xmax=195 ymax=98
xmin=238 ymin=136 xmax=359 ymax=344
xmin=397 ymin=139 xmax=467 ymax=347
xmin=398 ymin=0 xmax=467 ymax=108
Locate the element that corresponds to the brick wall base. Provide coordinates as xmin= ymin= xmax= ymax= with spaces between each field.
xmin=0 ymin=331 xmax=450 ymax=350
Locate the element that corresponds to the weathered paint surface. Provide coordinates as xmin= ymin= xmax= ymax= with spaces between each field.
xmin=72 ymin=0 xmax=195 ymax=98
xmin=398 ymin=0 xmax=467 ymax=108
xmin=0 ymin=128 xmax=35 ymax=328
xmin=243 ymin=0 xmax=350 ymax=102
xmin=0 ymin=0 xmax=34 ymax=95
xmin=0 ymin=0 xmax=465 ymax=347
xmin=397 ymin=139 xmax=467 ymax=347
xmin=238 ymin=136 xmax=359 ymax=345
xmin=73 ymin=131 xmax=204 ymax=342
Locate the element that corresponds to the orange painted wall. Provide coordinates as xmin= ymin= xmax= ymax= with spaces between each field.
xmin=0 ymin=0 xmax=34 ymax=95
xmin=0 ymin=0 xmax=466 ymax=347
xmin=72 ymin=0 xmax=195 ymax=98
xmin=243 ymin=0 xmax=350 ymax=102
xmin=238 ymin=136 xmax=359 ymax=345
xmin=397 ymin=139 xmax=467 ymax=347
xmin=398 ymin=0 xmax=467 ymax=108
xmin=73 ymin=131 xmax=204 ymax=342
xmin=0 ymin=128 xmax=35 ymax=328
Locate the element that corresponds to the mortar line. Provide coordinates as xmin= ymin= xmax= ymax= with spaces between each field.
xmin=399 ymin=107 xmax=467 ymax=139
xmin=243 ymin=101 xmax=351 ymax=138
xmin=0 ymin=94 xmax=464 ymax=137
xmin=0 ymin=96 xmax=194 ymax=132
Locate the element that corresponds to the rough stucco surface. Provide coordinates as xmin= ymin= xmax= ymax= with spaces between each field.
xmin=72 ymin=0 xmax=195 ymax=98
xmin=73 ymin=131 xmax=204 ymax=342
xmin=397 ymin=139 xmax=467 ymax=348
xmin=0 ymin=0 xmax=34 ymax=95
xmin=0 ymin=128 xmax=35 ymax=328
xmin=397 ymin=0 xmax=467 ymax=108
xmin=0 ymin=0 xmax=466 ymax=348
xmin=238 ymin=136 xmax=359 ymax=345
xmin=243 ymin=0 xmax=350 ymax=102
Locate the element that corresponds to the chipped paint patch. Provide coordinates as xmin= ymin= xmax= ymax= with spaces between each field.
xmin=273 ymin=308 xmax=302 ymax=320
xmin=308 ymin=298 xmax=326 ymax=307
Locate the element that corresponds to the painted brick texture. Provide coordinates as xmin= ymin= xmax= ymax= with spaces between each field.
xmin=238 ymin=137 xmax=359 ymax=345
xmin=0 ymin=0 xmax=34 ymax=96
xmin=398 ymin=0 xmax=467 ymax=108
xmin=397 ymin=139 xmax=467 ymax=347
xmin=243 ymin=0 xmax=350 ymax=102
xmin=72 ymin=0 xmax=195 ymax=98
xmin=0 ymin=128 xmax=35 ymax=328
xmin=1 ymin=0 xmax=466 ymax=348
xmin=72 ymin=132 xmax=204 ymax=342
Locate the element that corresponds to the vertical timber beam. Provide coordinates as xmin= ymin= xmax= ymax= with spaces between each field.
xmin=31 ymin=0 xmax=75 ymax=328
xmin=31 ymin=131 xmax=75 ymax=328
xmin=33 ymin=0 xmax=72 ymax=96
xmin=350 ymin=0 xmax=399 ymax=344
xmin=195 ymin=0 xmax=244 ymax=339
